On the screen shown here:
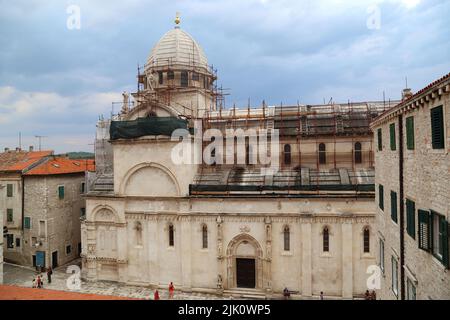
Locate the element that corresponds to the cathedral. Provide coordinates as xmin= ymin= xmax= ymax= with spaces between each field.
xmin=81 ymin=16 xmax=397 ymax=299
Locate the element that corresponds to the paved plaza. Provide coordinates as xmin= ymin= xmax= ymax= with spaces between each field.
xmin=1 ymin=262 xmax=228 ymax=300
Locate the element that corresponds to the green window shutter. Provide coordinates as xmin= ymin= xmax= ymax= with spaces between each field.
xmin=379 ymin=185 xmax=384 ymax=210
xmin=24 ymin=217 xmax=31 ymax=229
xmin=391 ymin=191 xmax=397 ymax=222
xmin=6 ymin=184 xmax=13 ymax=197
xmin=377 ymin=128 xmax=383 ymax=151
xmin=430 ymin=106 xmax=444 ymax=149
xmin=441 ymin=218 xmax=449 ymax=268
xmin=390 ymin=123 xmax=396 ymax=151
xmin=418 ymin=210 xmax=430 ymax=251
xmin=7 ymin=208 xmax=13 ymax=222
xmin=58 ymin=186 xmax=65 ymax=199
xmin=406 ymin=116 xmax=415 ymax=150
xmin=406 ymin=199 xmax=415 ymax=239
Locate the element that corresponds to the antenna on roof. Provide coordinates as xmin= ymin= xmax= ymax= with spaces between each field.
xmin=405 ymin=76 xmax=408 ymax=89
xmin=18 ymin=132 xmax=22 ymax=150
xmin=34 ymin=135 xmax=48 ymax=151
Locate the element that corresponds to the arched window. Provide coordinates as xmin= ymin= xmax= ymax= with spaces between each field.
xmin=158 ymin=72 xmax=163 ymax=85
xmin=363 ymin=227 xmax=370 ymax=253
xmin=319 ymin=143 xmax=326 ymax=164
xmin=245 ymin=137 xmax=250 ymax=165
xmin=168 ymin=224 xmax=174 ymax=247
xmin=202 ymin=224 xmax=208 ymax=249
xmin=210 ymin=137 xmax=216 ymax=166
xmin=135 ymin=222 xmax=142 ymax=246
xmin=354 ymin=142 xmax=362 ymax=164
xmin=167 ymin=70 xmax=175 ymax=80
xmin=284 ymin=144 xmax=291 ymax=165
xmin=283 ymin=226 xmax=290 ymax=251
xmin=323 ymin=227 xmax=330 ymax=252
xmin=180 ymin=71 xmax=188 ymax=87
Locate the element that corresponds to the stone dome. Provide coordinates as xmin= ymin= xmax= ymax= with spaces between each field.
xmin=146 ymin=27 xmax=208 ymax=71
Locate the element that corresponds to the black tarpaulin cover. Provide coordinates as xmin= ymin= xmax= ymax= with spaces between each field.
xmin=110 ymin=117 xmax=189 ymax=140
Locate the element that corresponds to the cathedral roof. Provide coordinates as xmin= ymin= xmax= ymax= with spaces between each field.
xmin=146 ymin=27 xmax=208 ymax=71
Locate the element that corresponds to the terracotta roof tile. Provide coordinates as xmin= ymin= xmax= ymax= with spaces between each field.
xmin=24 ymin=157 xmax=95 ymax=175
xmin=0 ymin=151 xmax=53 ymax=172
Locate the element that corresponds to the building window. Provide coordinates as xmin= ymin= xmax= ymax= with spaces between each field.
xmin=6 ymin=234 xmax=14 ymax=248
xmin=406 ymin=116 xmax=415 ymax=150
xmin=354 ymin=142 xmax=362 ymax=164
xmin=406 ymin=199 xmax=416 ymax=239
xmin=363 ymin=227 xmax=370 ymax=253
xmin=15 ymin=238 xmax=21 ymax=248
xmin=6 ymin=184 xmax=13 ymax=197
xmin=391 ymin=257 xmax=399 ymax=297
xmin=7 ymin=208 xmax=13 ymax=222
xmin=407 ymin=278 xmax=416 ymax=300
xmin=283 ymin=226 xmax=290 ymax=251
xmin=430 ymin=211 xmax=449 ymax=267
xmin=180 ymin=71 xmax=188 ymax=87
xmin=202 ymin=224 xmax=208 ymax=249
xmin=167 ymin=70 xmax=174 ymax=80
xmin=24 ymin=217 xmax=31 ymax=229
xmin=318 ymin=143 xmax=326 ymax=164
xmin=377 ymin=128 xmax=382 ymax=151
xmin=418 ymin=210 xmax=431 ymax=251
xmin=169 ymin=224 xmax=174 ymax=247
xmin=158 ymin=71 xmax=163 ymax=84
xmin=390 ymin=123 xmax=396 ymax=151
xmin=430 ymin=105 xmax=444 ymax=149
xmin=81 ymin=182 xmax=85 ymax=194
xmin=378 ymin=184 xmax=384 ymax=211
xmin=80 ymin=208 xmax=86 ymax=217
xmin=39 ymin=220 xmax=46 ymax=238
xmin=66 ymin=245 xmax=72 ymax=255
xmin=323 ymin=227 xmax=329 ymax=252
xmin=379 ymin=238 xmax=385 ymax=273
xmin=135 ymin=222 xmax=142 ymax=246
xmin=58 ymin=186 xmax=65 ymax=200
xmin=192 ymin=72 xmax=199 ymax=81
xmin=284 ymin=144 xmax=291 ymax=165
xmin=391 ymin=191 xmax=397 ymax=223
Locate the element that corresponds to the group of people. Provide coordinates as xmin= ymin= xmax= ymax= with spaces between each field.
xmin=364 ymin=290 xmax=377 ymax=300
xmin=32 ymin=266 xmax=53 ymax=289
xmin=152 ymin=282 xmax=175 ymax=300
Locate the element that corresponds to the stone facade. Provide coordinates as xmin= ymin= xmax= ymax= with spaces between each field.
xmin=19 ymin=174 xmax=86 ymax=268
xmin=0 ymin=186 xmax=3 ymax=284
xmin=372 ymin=74 xmax=450 ymax=300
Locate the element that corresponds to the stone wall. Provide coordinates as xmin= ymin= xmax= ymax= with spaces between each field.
xmin=374 ymin=81 xmax=450 ymax=300
xmin=21 ymin=174 xmax=85 ymax=268
xmin=83 ymin=195 xmax=376 ymax=298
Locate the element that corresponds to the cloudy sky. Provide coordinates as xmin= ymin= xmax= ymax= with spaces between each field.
xmin=0 ymin=0 xmax=449 ymax=153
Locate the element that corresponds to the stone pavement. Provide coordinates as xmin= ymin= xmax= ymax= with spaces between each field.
xmin=2 ymin=262 xmax=228 ymax=300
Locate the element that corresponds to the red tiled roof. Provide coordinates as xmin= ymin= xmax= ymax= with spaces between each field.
xmin=372 ymin=72 xmax=450 ymax=124
xmin=24 ymin=157 xmax=95 ymax=175
xmin=0 ymin=150 xmax=53 ymax=172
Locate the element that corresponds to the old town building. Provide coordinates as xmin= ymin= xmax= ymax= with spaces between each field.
xmin=371 ymin=73 xmax=450 ymax=300
xmin=1 ymin=150 xmax=94 ymax=269
xmin=81 ymin=17 xmax=401 ymax=299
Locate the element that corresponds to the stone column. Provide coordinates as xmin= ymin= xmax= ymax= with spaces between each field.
xmin=180 ymin=217 xmax=192 ymax=291
xmin=301 ymin=220 xmax=312 ymax=297
xmin=85 ymin=222 xmax=98 ymax=281
xmin=116 ymin=223 xmax=128 ymax=283
xmin=264 ymin=217 xmax=273 ymax=297
xmin=216 ymin=216 xmax=224 ymax=294
xmin=341 ymin=220 xmax=353 ymax=299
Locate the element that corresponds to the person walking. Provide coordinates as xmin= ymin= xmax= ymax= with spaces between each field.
xmin=169 ymin=282 xmax=175 ymax=299
xmin=32 ymin=278 xmax=36 ymax=288
xmin=36 ymin=275 xmax=42 ymax=289
xmin=320 ymin=291 xmax=324 ymax=300
xmin=370 ymin=290 xmax=377 ymax=300
xmin=47 ymin=266 xmax=53 ymax=284
xmin=154 ymin=290 xmax=160 ymax=300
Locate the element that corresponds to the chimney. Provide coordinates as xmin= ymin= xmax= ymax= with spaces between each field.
xmin=15 ymin=147 xmax=21 ymax=152
xmin=4 ymin=147 xmax=9 ymax=152
xmin=402 ymin=88 xmax=413 ymax=101
xmin=29 ymin=146 xmax=34 ymax=152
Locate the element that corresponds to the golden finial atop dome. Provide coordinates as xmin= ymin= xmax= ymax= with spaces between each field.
xmin=174 ymin=12 xmax=181 ymax=27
